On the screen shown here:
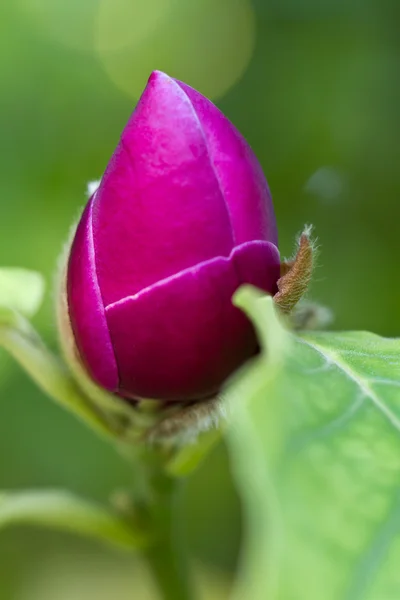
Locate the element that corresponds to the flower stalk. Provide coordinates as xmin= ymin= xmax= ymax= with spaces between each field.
xmin=144 ymin=479 xmax=192 ymax=600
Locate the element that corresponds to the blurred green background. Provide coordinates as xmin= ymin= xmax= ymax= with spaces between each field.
xmin=0 ymin=0 xmax=399 ymax=597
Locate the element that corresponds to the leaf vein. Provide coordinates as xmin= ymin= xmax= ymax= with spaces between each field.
xmin=298 ymin=338 xmax=400 ymax=434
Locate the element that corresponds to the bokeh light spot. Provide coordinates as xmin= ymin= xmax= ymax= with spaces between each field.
xmin=95 ymin=0 xmax=256 ymax=100
xmin=96 ymin=0 xmax=171 ymax=54
xmin=305 ymin=167 xmax=347 ymax=204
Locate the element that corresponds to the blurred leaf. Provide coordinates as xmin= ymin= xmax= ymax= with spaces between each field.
xmin=0 ymin=268 xmax=44 ymax=318
xmin=228 ymin=286 xmax=400 ymax=600
xmin=0 ymin=490 xmax=146 ymax=550
xmin=227 ymin=288 xmax=289 ymax=600
xmin=0 ymin=311 xmax=115 ymax=439
xmin=166 ymin=427 xmax=222 ymax=478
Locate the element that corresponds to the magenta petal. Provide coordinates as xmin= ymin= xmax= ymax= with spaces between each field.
xmin=105 ymin=241 xmax=280 ymax=401
xmin=176 ymin=79 xmax=278 ymax=247
xmin=67 ymin=197 xmax=119 ymax=391
xmin=232 ymin=240 xmax=280 ymax=295
xmin=66 ymin=71 xmax=281 ymax=402
xmin=92 ymin=71 xmax=235 ymax=306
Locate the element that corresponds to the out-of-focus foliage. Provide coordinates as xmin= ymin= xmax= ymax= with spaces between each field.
xmin=0 ymin=269 xmax=44 ymax=318
xmin=229 ymin=289 xmax=400 ymax=600
xmin=22 ymin=557 xmax=230 ymax=600
xmin=0 ymin=0 xmax=399 ymax=597
xmin=0 ymin=490 xmax=144 ymax=550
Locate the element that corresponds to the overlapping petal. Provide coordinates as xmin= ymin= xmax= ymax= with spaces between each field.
xmin=67 ymin=198 xmax=119 ymax=391
xmin=67 ymin=71 xmax=280 ymax=401
xmin=92 ymin=71 xmax=235 ymax=307
xmin=105 ymin=241 xmax=279 ymax=401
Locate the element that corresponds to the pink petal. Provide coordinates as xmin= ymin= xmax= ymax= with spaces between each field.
xmin=67 ymin=197 xmax=119 ymax=391
xmin=176 ymin=79 xmax=278 ymax=247
xmin=105 ymin=240 xmax=280 ymax=401
xmin=92 ymin=71 xmax=234 ymax=307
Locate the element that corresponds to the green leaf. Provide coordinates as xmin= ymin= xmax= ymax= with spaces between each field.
xmin=166 ymin=427 xmax=222 ymax=478
xmin=0 ymin=268 xmax=45 ymax=318
xmin=0 ymin=311 xmax=116 ymax=439
xmin=227 ymin=286 xmax=400 ymax=600
xmin=227 ymin=289 xmax=289 ymax=600
xmin=0 ymin=490 xmax=147 ymax=550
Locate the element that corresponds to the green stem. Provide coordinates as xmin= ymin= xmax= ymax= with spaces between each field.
xmin=0 ymin=316 xmax=115 ymax=439
xmin=144 ymin=480 xmax=192 ymax=600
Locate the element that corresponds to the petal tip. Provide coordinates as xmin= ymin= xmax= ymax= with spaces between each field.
xmin=148 ymin=70 xmax=172 ymax=86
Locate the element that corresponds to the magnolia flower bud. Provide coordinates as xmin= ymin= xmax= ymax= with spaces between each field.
xmin=62 ymin=71 xmax=280 ymax=402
